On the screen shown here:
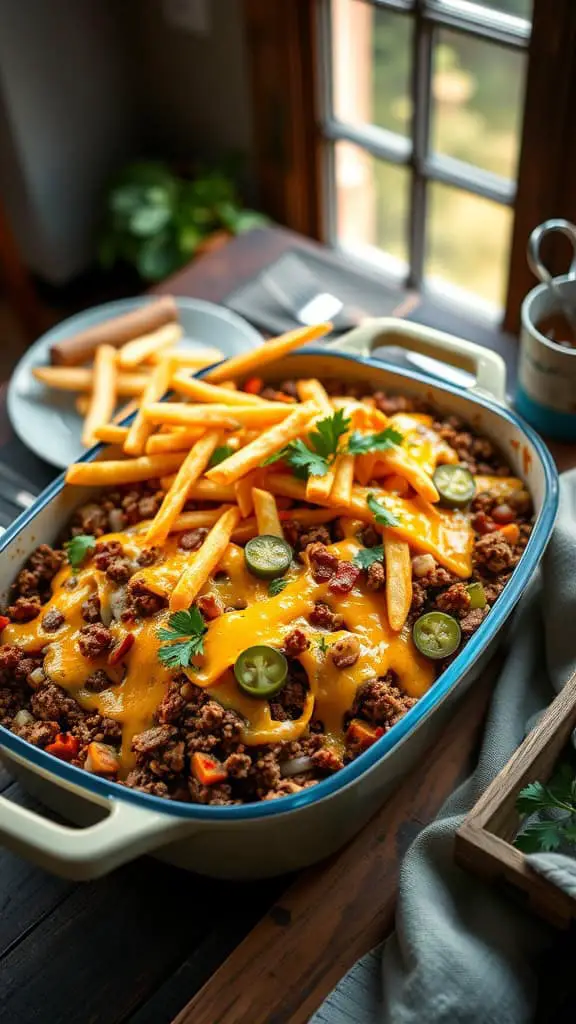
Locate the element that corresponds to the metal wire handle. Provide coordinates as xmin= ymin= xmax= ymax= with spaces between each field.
xmin=527 ymin=218 xmax=576 ymax=333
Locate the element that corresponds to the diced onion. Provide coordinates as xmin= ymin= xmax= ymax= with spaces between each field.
xmin=28 ymin=667 xmax=46 ymax=687
xmin=280 ymin=755 xmax=314 ymax=777
xmin=110 ymin=588 xmax=128 ymax=621
xmin=13 ymin=709 xmax=34 ymax=727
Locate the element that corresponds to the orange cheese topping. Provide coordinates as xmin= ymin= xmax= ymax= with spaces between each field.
xmin=3 ymin=530 xmax=436 ymax=769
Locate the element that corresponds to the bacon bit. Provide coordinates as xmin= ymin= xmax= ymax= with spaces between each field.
xmin=45 ymin=733 xmax=80 ymax=761
xmin=85 ymin=741 xmax=120 ymax=775
xmin=345 ymin=719 xmax=384 ymax=751
xmin=108 ymin=633 xmax=135 ymax=665
xmin=197 ymin=594 xmax=224 ymax=620
xmin=497 ymin=522 xmax=520 ymax=545
xmin=0 ymin=615 xmax=10 ymax=631
xmin=191 ymin=751 xmax=228 ymax=786
xmin=244 ymin=376 xmax=263 ymax=395
xmin=328 ymin=561 xmax=361 ymax=594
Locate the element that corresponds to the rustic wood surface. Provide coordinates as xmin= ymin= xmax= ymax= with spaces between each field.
xmin=0 ymin=226 xmax=574 ymax=1024
xmin=456 ymin=669 xmax=576 ymax=929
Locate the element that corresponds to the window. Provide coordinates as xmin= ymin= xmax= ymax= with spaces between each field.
xmin=244 ymin=0 xmax=576 ymax=331
xmin=322 ymin=0 xmax=531 ymax=314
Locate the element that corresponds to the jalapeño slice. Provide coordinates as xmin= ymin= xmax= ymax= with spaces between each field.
xmin=433 ymin=464 xmax=476 ymax=509
xmin=412 ymin=611 xmax=461 ymax=660
xmin=234 ymin=645 xmax=288 ymax=698
xmin=244 ymin=535 xmax=292 ymax=579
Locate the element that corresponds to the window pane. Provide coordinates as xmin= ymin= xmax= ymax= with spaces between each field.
xmin=426 ymin=183 xmax=513 ymax=306
xmin=473 ymin=0 xmax=532 ymax=18
xmin=331 ymin=0 xmax=413 ymax=137
xmin=334 ymin=141 xmax=409 ymax=265
xmin=431 ymin=29 xmax=526 ymax=180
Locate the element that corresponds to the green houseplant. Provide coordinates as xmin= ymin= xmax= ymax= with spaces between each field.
xmin=98 ymin=160 xmax=268 ymax=282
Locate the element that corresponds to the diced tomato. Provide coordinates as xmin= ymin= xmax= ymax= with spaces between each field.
xmin=498 ymin=522 xmax=520 ymax=545
xmin=345 ymin=719 xmax=384 ymax=752
xmin=328 ymin=561 xmax=361 ymax=594
xmin=45 ymin=733 xmax=80 ymax=761
xmin=191 ymin=751 xmax=227 ymax=786
xmin=85 ymin=741 xmax=119 ymax=775
xmin=244 ymin=376 xmax=263 ymax=395
xmin=0 ymin=615 xmax=11 ymax=631
xmin=108 ymin=633 xmax=135 ymax=665
xmin=197 ymin=594 xmax=223 ymax=620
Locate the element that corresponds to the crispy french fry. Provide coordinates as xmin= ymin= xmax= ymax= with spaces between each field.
xmin=205 ymin=402 xmax=317 ymax=486
xmin=369 ymin=448 xmax=439 ymax=504
xmin=206 ymin=323 xmax=332 ymax=384
xmin=124 ymin=356 xmax=174 ymax=456
xmin=171 ymin=372 xmax=268 ymax=406
xmin=252 ymin=487 xmax=283 ymax=538
xmin=330 ymin=454 xmax=355 ymax=506
xmin=382 ymin=473 xmax=411 ymax=497
xmin=146 ymin=430 xmax=222 ymax=544
xmin=118 ymin=322 xmax=182 ymax=369
xmin=305 ymin=465 xmax=337 ymax=504
xmin=263 ymin=472 xmax=309 ymax=503
xmin=160 ymin=476 xmax=236 ymax=503
xmin=82 ymin=345 xmax=117 ymax=447
xmin=234 ymin=471 xmax=259 ymax=518
xmin=142 ymin=402 xmax=294 ymax=430
xmin=219 ymin=380 xmax=237 ymax=390
xmin=383 ymin=529 xmax=412 ymax=632
xmin=93 ymin=424 xmax=129 ymax=445
xmin=170 ymin=507 xmax=241 ymax=610
xmin=147 ymin=345 xmax=223 ymax=367
xmin=75 ymin=395 xmax=89 ymax=415
xmin=145 ymin=429 xmax=205 ymax=454
xmin=33 ymin=366 xmax=149 ymax=396
xmin=296 ymin=378 xmax=333 ymax=415
xmin=231 ymin=517 xmax=258 ymax=544
xmin=66 ymin=452 xmax=185 ymax=487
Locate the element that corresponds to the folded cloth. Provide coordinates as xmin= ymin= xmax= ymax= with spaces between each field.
xmin=311 ymin=468 xmax=576 ymax=1024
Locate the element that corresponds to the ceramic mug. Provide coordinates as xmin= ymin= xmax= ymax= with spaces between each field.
xmin=515 ymin=274 xmax=576 ymax=441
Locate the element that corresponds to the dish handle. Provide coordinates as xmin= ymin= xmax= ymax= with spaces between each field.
xmin=329 ymin=317 xmax=507 ymax=403
xmin=0 ymin=763 xmax=189 ymax=880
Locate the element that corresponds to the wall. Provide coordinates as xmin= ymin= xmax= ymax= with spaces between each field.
xmin=130 ymin=0 xmax=253 ymax=164
xmin=0 ymin=0 xmax=135 ymax=283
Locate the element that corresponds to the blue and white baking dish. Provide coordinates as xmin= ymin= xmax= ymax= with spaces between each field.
xmin=0 ymin=319 xmax=559 ymax=881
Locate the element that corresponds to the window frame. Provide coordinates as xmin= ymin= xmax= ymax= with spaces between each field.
xmin=243 ymin=0 xmax=576 ymax=332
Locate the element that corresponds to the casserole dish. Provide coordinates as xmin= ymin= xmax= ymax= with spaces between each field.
xmin=0 ymin=319 xmax=559 ymax=880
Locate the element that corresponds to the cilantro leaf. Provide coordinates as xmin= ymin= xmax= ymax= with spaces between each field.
xmin=157 ymin=605 xmax=207 ymax=670
xmin=347 ymin=426 xmax=403 ymax=456
xmin=308 ymin=410 xmax=350 ymax=460
xmin=353 ymin=545 xmax=384 ymax=569
xmin=514 ymin=763 xmax=576 ymax=853
xmin=268 ymin=577 xmax=288 ymax=597
xmin=209 ymin=445 xmax=235 ymax=468
xmin=262 ymin=411 xmax=350 ymax=480
xmin=366 ymin=493 xmax=400 ymax=528
xmin=64 ymin=534 xmax=96 ymax=570
xmin=515 ymin=821 xmax=564 ymax=854
xmin=515 ymin=781 xmax=551 ymax=815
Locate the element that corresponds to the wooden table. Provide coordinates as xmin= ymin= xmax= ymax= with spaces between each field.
xmin=1 ymin=227 xmax=574 ymax=1024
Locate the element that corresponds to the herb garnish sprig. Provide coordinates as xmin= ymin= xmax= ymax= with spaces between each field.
xmin=515 ymin=764 xmax=576 ymax=853
xmin=347 ymin=426 xmax=403 ymax=456
xmin=263 ymin=410 xmax=350 ymax=479
xmin=64 ymin=534 xmax=96 ymax=571
xmin=366 ymin=493 xmax=400 ymax=529
xmin=157 ymin=606 xmax=207 ymax=670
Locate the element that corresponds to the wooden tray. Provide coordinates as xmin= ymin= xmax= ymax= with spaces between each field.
xmin=455 ymin=669 xmax=576 ymax=928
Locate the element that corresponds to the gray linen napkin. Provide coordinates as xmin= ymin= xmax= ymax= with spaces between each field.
xmin=312 ymin=469 xmax=576 ymax=1024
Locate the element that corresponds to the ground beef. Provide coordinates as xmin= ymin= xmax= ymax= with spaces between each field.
xmin=105 ymin=558 xmax=134 ymax=584
xmin=308 ymin=602 xmax=344 ymax=631
xmin=41 ymin=609 xmax=65 ymax=632
xmin=124 ymin=768 xmax=170 ymax=797
xmin=72 ymin=503 xmax=108 ymax=536
xmin=283 ymin=628 xmax=309 ymax=656
xmin=459 ymin=607 xmax=489 ymax=637
xmin=25 ymin=720 xmax=60 ymax=747
xmin=331 ymin=635 xmax=360 ymax=669
xmin=7 ymin=596 xmax=41 ymax=622
xmin=94 ymin=540 xmax=124 ymax=572
xmin=81 ymin=594 xmax=101 ymax=624
xmin=132 ymin=725 xmax=177 ymax=754
xmin=224 ymin=752 xmax=252 ymax=778
xmin=270 ymin=675 xmax=308 ymax=721
xmin=126 ymin=578 xmax=167 ymax=618
xmin=84 ymin=670 xmax=114 ymax=693
xmin=474 ymin=532 xmax=517 ymax=573
xmin=434 ymin=583 xmax=471 ymax=618
xmin=360 ymin=524 xmax=380 ymax=548
xmin=352 ymin=675 xmax=417 ymax=729
xmin=188 ymin=778 xmax=236 ymax=806
xmin=136 ymin=546 xmax=161 ymax=567
xmin=138 ymin=495 xmax=162 ymax=520
xmin=178 ymin=529 xmax=207 ymax=552
xmin=366 ymin=561 xmax=385 ymax=590
xmin=311 ymin=747 xmax=344 ymax=773
xmin=307 ymin=542 xmax=338 ymax=582
xmin=373 ymin=392 xmax=417 ymax=415
xmin=30 ymin=683 xmax=79 ymax=723
xmin=329 ymin=561 xmax=361 ymax=594
xmin=78 ymin=623 xmax=113 ymax=659
xmin=14 ymin=569 xmax=41 ymax=597
xmin=471 ymin=491 xmax=497 ymax=515
xmin=156 ymin=682 xmax=187 ymax=724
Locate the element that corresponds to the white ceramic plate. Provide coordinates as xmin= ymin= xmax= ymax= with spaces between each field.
xmin=8 ymin=296 xmax=263 ymax=469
